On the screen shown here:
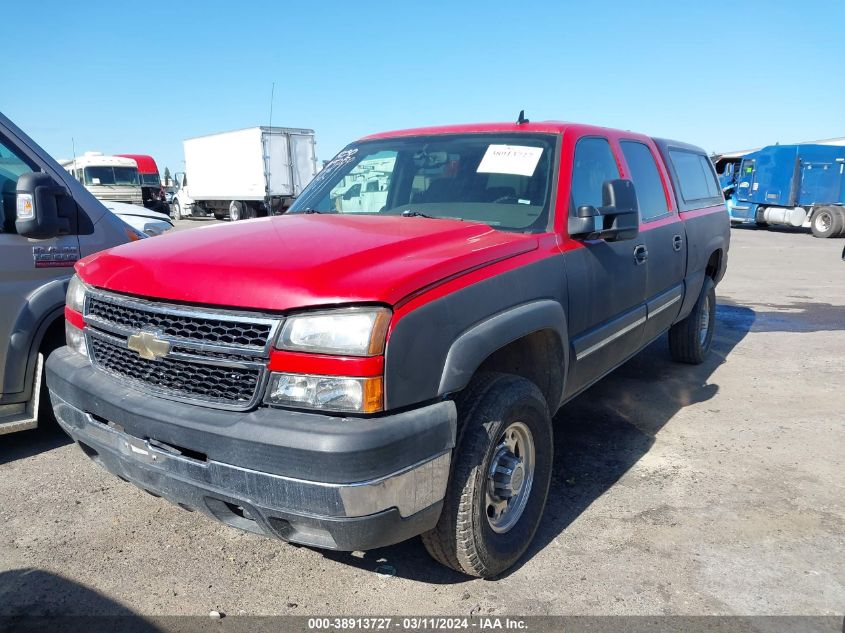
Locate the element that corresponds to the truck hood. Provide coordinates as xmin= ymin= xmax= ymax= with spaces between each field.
xmin=103 ymin=201 xmax=172 ymax=223
xmin=76 ymin=214 xmax=538 ymax=311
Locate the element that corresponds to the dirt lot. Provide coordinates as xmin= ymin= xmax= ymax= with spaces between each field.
xmin=1 ymin=224 xmax=843 ymax=617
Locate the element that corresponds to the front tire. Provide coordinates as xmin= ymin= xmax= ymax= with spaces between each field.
xmin=229 ymin=200 xmax=243 ymax=222
xmin=833 ymin=208 xmax=845 ymax=237
xmin=810 ymin=206 xmax=843 ymax=238
xmin=669 ymin=277 xmax=716 ymax=365
xmin=171 ymin=200 xmax=182 ymax=221
xmin=422 ymin=373 xmax=553 ymax=578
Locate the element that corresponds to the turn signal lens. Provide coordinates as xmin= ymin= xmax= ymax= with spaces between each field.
xmin=66 ymin=275 xmax=87 ymax=313
xmin=66 ymin=321 xmax=87 ymax=357
xmin=265 ymin=372 xmax=383 ymax=413
xmin=16 ymin=193 xmax=34 ymax=220
xmin=124 ymin=226 xmax=147 ymax=241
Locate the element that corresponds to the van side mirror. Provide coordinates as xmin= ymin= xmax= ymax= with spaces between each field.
xmin=568 ymin=179 xmax=639 ymax=242
xmin=15 ymin=172 xmax=71 ymax=239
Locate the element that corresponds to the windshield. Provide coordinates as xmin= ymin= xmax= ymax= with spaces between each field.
xmin=140 ymin=173 xmax=161 ymax=186
xmin=289 ymin=133 xmax=557 ymax=232
xmin=84 ymin=166 xmax=139 ymax=186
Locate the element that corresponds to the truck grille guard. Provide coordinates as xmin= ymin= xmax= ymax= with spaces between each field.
xmin=82 ymin=289 xmax=281 ymax=411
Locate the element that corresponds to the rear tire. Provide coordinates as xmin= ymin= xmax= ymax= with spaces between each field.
xmin=669 ymin=277 xmax=716 ymax=365
xmin=810 ymin=206 xmax=843 ymax=238
xmin=422 ymin=372 xmax=553 ymax=578
xmin=242 ymin=203 xmax=257 ymax=220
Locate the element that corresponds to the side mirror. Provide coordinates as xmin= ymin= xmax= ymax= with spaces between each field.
xmin=568 ymin=179 xmax=639 ymax=242
xmin=15 ymin=172 xmax=71 ymax=239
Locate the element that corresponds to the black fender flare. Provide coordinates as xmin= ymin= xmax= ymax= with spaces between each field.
xmin=437 ymin=299 xmax=569 ymax=404
xmin=678 ymin=234 xmax=727 ymax=323
xmin=1 ymin=277 xmax=68 ymax=403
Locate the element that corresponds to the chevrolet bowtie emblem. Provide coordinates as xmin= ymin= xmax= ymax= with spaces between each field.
xmin=127 ymin=330 xmax=171 ymax=361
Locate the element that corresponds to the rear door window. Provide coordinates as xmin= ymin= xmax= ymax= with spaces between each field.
xmin=620 ymin=141 xmax=669 ymax=221
xmin=669 ymin=149 xmax=722 ymax=208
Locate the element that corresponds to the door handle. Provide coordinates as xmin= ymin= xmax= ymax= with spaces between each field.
xmin=633 ymin=244 xmax=648 ymax=265
xmin=673 ymin=234 xmax=683 ymax=251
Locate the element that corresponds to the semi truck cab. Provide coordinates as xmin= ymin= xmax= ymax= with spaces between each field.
xmin=727 ymin=144 xmax=845 ymax=238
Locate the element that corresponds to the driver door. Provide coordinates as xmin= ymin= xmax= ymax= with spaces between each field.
xmin=563 ymin=136 xmax=647 ymax=397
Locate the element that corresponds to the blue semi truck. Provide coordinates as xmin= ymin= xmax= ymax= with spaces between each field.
xmin=725 ymin=144 xmax=845 ymax=238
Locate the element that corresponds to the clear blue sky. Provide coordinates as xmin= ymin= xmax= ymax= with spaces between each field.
xmin=5 ymin=1 xmax=844 ymax=178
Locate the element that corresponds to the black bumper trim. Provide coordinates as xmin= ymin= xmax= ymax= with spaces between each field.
xmin=55 ymin=399 xmax=442 ymax=550
xmin=46 ymin=348 xmax=457 ymax=484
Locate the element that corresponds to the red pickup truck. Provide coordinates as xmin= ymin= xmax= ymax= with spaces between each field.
xmin=45 ymin=120 xmax=729 ymax=577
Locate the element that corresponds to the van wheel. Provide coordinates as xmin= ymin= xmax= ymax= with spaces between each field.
xmin=171 ymin=200 xmax=182 ymax=221
xmin=229 ymin=201 xmax=243 ymax=221
xmin=810 ymin=206 xmax=843 ymax=238
xmin=422 ymin=372 xmax=552 ymax=578
xmin=669 ymin=277 xmax=716 ymax=365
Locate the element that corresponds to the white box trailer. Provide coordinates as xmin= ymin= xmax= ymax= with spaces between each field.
xmin=174 ymin=126 xmax=317 ymax=221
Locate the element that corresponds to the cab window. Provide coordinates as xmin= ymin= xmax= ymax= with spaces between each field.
xmin=620 ymin=141 xmax=669 ymax=220
xmin=0 ymin=139 xmax=35 ymax=233
xmin=669 ymin=149 xmax=722 ymax=206
xmin=570 ymin=137 xmax=620 ymax=210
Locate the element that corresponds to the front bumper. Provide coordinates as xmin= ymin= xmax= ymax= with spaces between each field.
xmin=46 ymin=348 xmax=456 ymax=550
xmin=728 ymin=201 xmax=756 ymax=223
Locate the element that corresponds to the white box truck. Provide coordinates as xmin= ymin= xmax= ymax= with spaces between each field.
xmin=172 ymin=126 xmax=317 ymax=221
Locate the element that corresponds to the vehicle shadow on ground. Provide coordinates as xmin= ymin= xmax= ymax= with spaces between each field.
xmin=322 ymin=303 xmax=759 ymax=584
xmin=731 ymin=224 xmax=808 ymax=236
xmin=0 ymin=568 xmax=159 ymax=630
xmin=0 ymin=424 xmax=71 ymax=467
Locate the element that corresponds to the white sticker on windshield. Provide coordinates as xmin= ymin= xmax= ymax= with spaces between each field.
xmin=477 ymin=145 xmax=543 ymax=177
xmin=92 ymin=177 xmax=101 ymax=185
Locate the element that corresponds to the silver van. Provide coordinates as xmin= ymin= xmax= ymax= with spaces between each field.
xmin=0 ymin=111 xmax=133 ymax=434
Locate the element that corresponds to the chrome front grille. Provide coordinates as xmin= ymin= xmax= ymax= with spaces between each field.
xmin=87 ymin=294 xmax=273 ymax=350
xmin=83 ymin=290 xmax=280 ymax=410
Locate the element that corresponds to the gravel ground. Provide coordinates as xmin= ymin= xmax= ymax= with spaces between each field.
xmin=1 ymin=224 xmax=843 ymax=617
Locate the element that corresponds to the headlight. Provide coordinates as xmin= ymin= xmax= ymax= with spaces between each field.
xmin=277 ymin=307 xmax=391 ymax=356
xmin=66 ymin=274 xmax=87 ymax=313
xmin=265 ymin=373 xmax=383 ymax=413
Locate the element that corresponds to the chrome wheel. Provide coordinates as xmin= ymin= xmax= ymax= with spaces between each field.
xmin=699 ymin=294 xmax=711 ymax=347
xmin=229 ymin=201 xmax=241 ymax=221
xmin=815 ymin=211 xmax=831 ymax=233
xmin=486 ymin=421 xmax=535 ymax=534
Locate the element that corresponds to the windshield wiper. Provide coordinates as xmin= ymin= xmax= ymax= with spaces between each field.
xmin=301 ymin=208 xmax=323 ymax=214
xmin=401 ymin=209 xmax=435 ymax=218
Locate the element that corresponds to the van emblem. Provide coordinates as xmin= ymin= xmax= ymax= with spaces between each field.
xmin=127 ymin=330 xmax=171 ymax=361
